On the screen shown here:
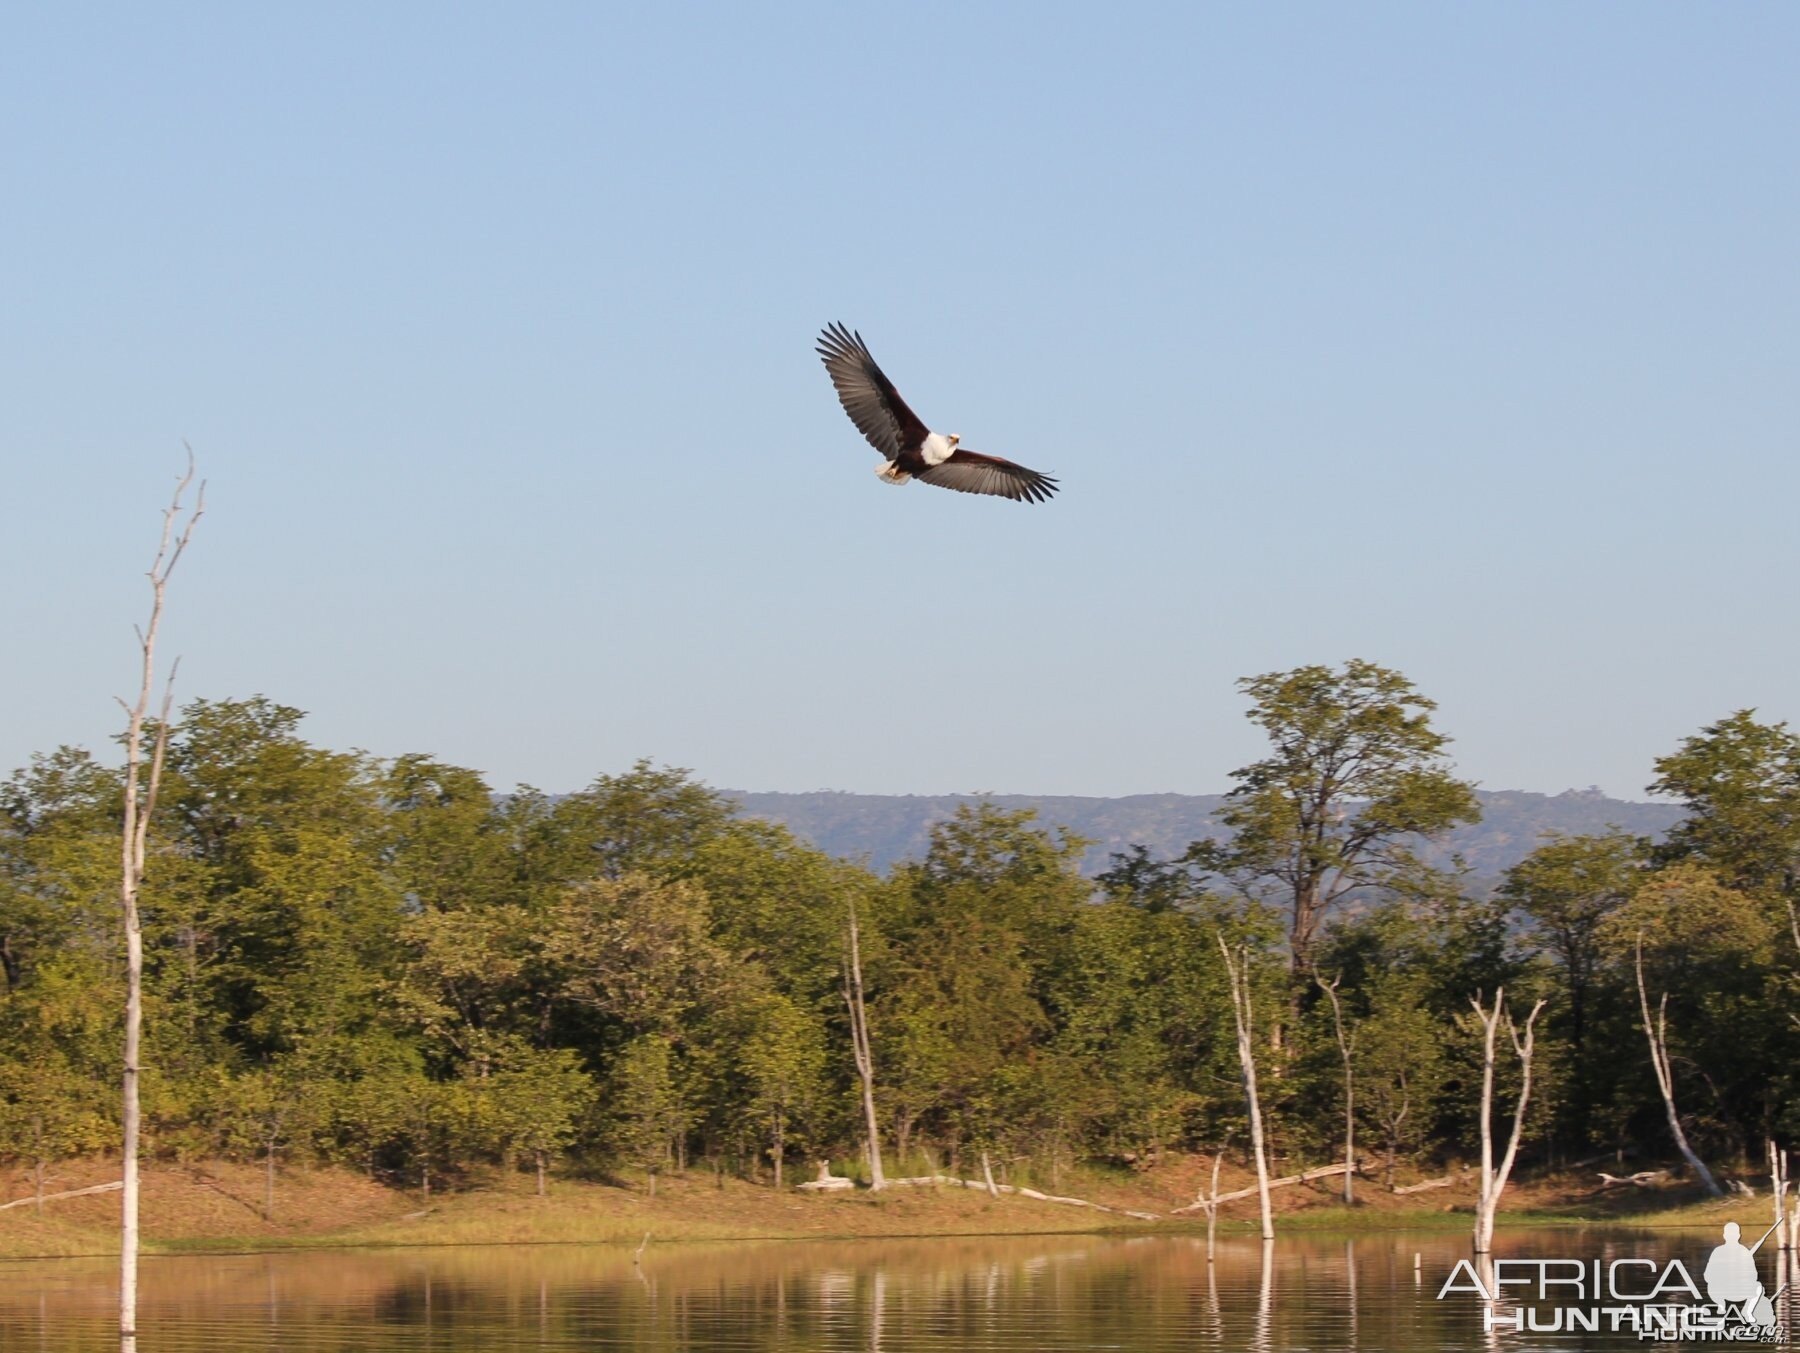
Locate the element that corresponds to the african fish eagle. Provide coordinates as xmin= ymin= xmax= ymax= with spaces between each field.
xmin=816 ymin=323 xmax=1059 ymax=504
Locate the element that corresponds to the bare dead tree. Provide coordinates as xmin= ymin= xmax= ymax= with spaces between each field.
xmin=1468 ymin=987 xmax=1546 ymax=1254
xmin=118 ymin=459 xmax=204 ymax=1346
xmin=1316 ymin=970 xmax=1356 ymax=1205
xmin=1634 ymin=934 xmax=1721 ymax=1196
xmin=1218 ymin=934 xmax=1274 ymax=1239
xmin=1770 ymin=1141 xmax=1789 ymax=1260
xmin=1254 ymin=1238 xmax=1274 ymax=1349
xmin=1195 ymin=1136 xmax=1230 ymax=1262
xmin=842 ymin=899 xmax=885 ymax=1190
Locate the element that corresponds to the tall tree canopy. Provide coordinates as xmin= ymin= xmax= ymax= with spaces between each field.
xmin=3 ymin=680 xmax=1797 ymax=1204
xmin=1650 ymin=710 xmax=1800 ymax=907
xmin=1188 ymin=660 xmax=1480 ymax=975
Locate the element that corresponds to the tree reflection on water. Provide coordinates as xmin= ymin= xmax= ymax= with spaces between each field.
xmin=0 ymin=1229 xmax=1703 ymax=1351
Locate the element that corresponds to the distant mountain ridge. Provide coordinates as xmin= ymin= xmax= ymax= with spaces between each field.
xmin=723 ymin=787 xmax=1684 ymax=880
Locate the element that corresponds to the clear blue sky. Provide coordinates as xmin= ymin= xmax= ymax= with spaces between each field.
xmin=4 ymin=4 xmax=1796 ymax=802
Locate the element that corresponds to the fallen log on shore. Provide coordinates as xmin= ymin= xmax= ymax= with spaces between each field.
xmin=1392 ymin=1168 xmax=1475 ymax=1195
xmin=882 ymin=1175 xmax=1160 ymax=1220
xmin=1172 ymin=1161 xmax=1361 ymax=1214
xmin=1597 ymin=1169 xmax=1669 ymax=1189
xmin=0 ymin=1180 xmax=123 ymax=1212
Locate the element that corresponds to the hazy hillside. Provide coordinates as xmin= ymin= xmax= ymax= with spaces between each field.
xmin=724 ymin=787 xmax=1684 ymax=879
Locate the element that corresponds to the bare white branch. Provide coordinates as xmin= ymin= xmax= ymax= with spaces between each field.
xmin=1470 ymin=988 xmax=1546 ymax=1253
xmin=1218 ymin=934 xmax=1274 ymax=1240
xmin=117 ymin=458 xmax=204 ymax=1346
xmin=1634 ymin=933 xmax=1721 ymax=1196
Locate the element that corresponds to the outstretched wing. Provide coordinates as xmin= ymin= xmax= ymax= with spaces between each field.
xmin=816 ymin=323 xmax=931 ymax=461
xmin=917 ymin=449 xmax=1059 ymax=504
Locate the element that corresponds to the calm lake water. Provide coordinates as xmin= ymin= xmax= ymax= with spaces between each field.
xmin=1 ymin=1228 xmax=1792 ymax=1350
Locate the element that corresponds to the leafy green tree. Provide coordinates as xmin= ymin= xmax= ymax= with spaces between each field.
xmin=1049 ymin=896 xmax=1227 ymax=1164
xmin=878 ymin=913 xmax=1046 ymax=1170
xmin=1352 ymin=975 xmax=1446 ymax=1184
xmin=604 ymin=1034 xmax=688 ymax=1194
xmin=877 ymin=804 xmax=1091 ymax=1172
xmin=690 ymin=820 xmax=861 ymax=1002
xmin=394 ymin=903 xmax=538 ymax=1072
xmin=323 ymin=1075 xmax=401 ymax=1179
xmin=1600 ymin=863 xmax=1779 ymax=1158
xmin=0 ymin=1053 xmax=113 ymax=1206
xmin=21 ymin=687 xmax=1800 ymax=1207
xmin=297 ymin=1032 xmax=430 ymax=1177
xmin=728 ymin=990 xmax=828 ymax=1188
xmin=1187 ymin=660 xmax=1480 ymax=976
xmin=330 ymin=1068 xmax=478 ymax=1200
xmin=899 ymin=802 xmax=1092 ymax=1019
xmin=207 ymin=1058 xmax=332 ymax=1217
xmin=0 ymin=866 xmax=127 ymax=1189
xmin=0 ymin=748 xmax=121 ymax=995
xmin=537 ymin=760 xmax=736 ymax=883
xmin=383 ymin=756 xmax=517 ymax=915
xmin=1501 ymin=832 xmax=1641 ymax=1059
xmin=161 ymin=698 xmax=401 ymax=1057
xmin=1310 ymin=889 xmax=1526 ymax=1158
xmin=1650 ymin=710 xmax=1800 ymax=917
xmin=400 ymin=1075 xmax=478 ymax=1201
xmin=910 ymin=802 xmax=1090 ymax=929
xmin=538 ymin=874 xmax=730 ymax=1037
xmin=1096 ymin=844 xmax=1210 ymax=915
xmin=475 ymin=1046 xmax=596 ymax=1194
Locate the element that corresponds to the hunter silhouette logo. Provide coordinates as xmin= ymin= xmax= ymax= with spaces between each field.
xmin=1704 ymin=1221 xmax=1781 ymax=1329
xmin=1438 ymin=1219 xmax=1789 ymax=1340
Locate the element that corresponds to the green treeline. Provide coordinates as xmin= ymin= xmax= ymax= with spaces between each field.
xmin=3 ymin=661 xmax=1798 ymax=1201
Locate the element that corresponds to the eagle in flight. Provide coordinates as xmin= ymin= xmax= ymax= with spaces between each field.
xmin=816 ymin=323 xmax=1059 ymax=504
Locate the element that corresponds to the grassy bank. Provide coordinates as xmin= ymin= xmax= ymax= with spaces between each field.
xmin=0 ymin=1158 xmax=1168 ymax=1260
xmin=0 ymin=1153 xmax=1763 ymax=1261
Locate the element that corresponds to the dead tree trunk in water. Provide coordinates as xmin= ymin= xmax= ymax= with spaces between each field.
xmin=843 ymin=901 xmax=885 ymax=1190
xmin=1195 ymin=1138 xmax=1229 ymax=1263
xmin=1770 ymin=1142 xmax=1789 ymax=1259
xmin=117 ymin=461 xmax=203 ymax=1348
xmin=1635 ymin=935 xmax=1721 ymax=1196
xmin=1219 ymin=934 xmax=1274 ymax=1240
xmin=1469 ymin=987 xmax=1545 ymax=1254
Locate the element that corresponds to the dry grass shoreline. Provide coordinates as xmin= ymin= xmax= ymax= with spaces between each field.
xmin=0 ymin=1153 xmax=1762 ymax=1261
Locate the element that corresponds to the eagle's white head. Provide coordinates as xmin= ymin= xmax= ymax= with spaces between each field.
xmin=920 ymin=431 xmax=959 ymax=467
